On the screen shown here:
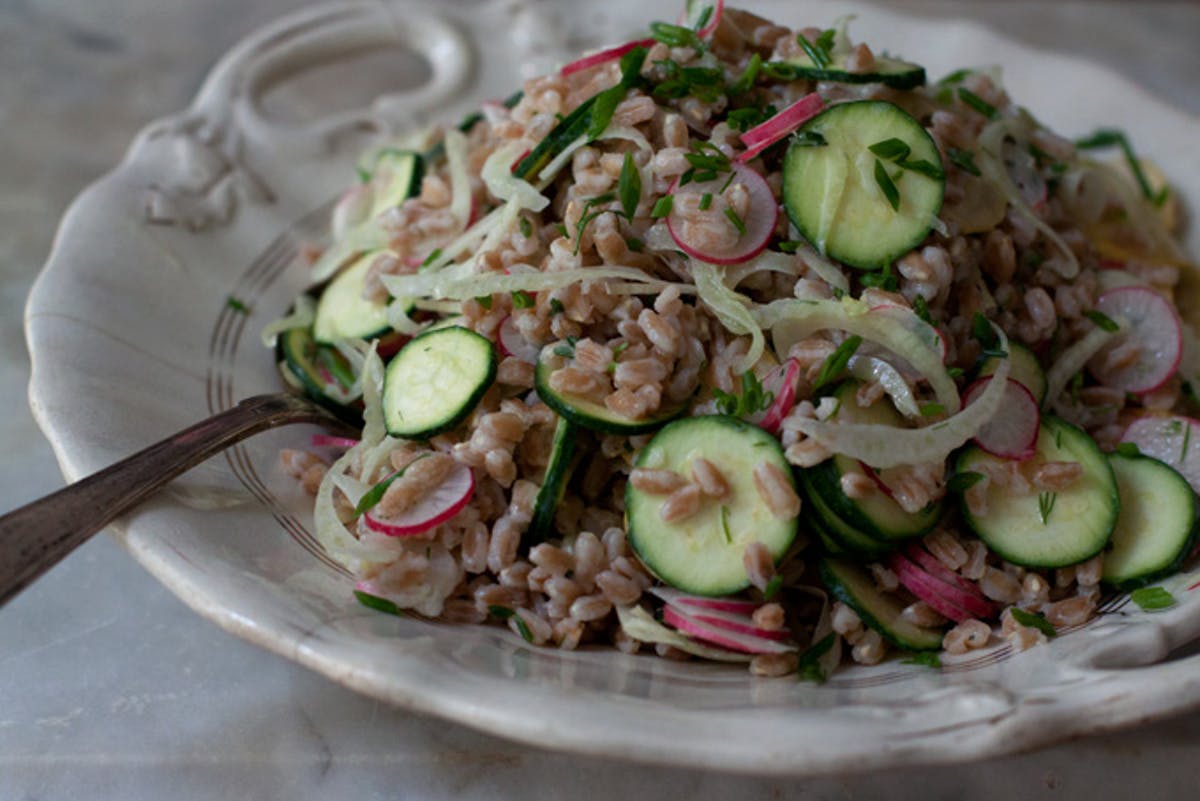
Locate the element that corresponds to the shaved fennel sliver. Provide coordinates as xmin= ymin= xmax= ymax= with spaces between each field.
xmin=481 ymin=142 xmax=550 ymax=212
xmin=260 ymin=295 xmax=315 ymax=347
xmin=615 ymin=605 xmax=752 ymax=663
xmin=444 ymin=129 xmax=473 ymax=231
xmin=382 ymin=263 xmax=683 ymax=301
xmin=1044 ymin=324 xmax=1118 ymax=414
xmin=692 ymin=261 xmax=766 ymax=373
xmin=786 ymin=328 xmax=1010 ymax=468
xmin=848 ymin=354 xmax=921 ymax=418
xmin=755 ymin=297 xmax=961 ymax=414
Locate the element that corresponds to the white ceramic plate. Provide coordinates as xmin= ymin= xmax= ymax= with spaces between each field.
xmin=25 ymin=0 xmax=1200 ymax=776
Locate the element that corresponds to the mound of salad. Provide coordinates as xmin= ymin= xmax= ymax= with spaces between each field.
xmin=268 ymin=1 xmax=1198 ymax=678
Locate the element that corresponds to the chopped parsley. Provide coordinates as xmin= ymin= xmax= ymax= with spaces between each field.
xmin=860 ymin=262 xmax=898 ymax=291
xmin=812 ymin=335 xmax=863 ymax=392
xmin=548 ymin=298 xmax=565 ymax=316
xmin=712 ymin=369 xmax=774 ymax=416
xmin=1131 ymin=586 xmax=1176 ymax=611
xmin=1009 ymin=608 xmax=1057 ymax=638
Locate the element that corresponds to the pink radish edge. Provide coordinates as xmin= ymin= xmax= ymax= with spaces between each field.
xmin=561 ymin=38 xmax=656 ymax=77
xmin=677 ymin=0 xmax=725 ymax=38
xmin=662 ymin=604 xmax=795 ymax=655
xmin=363 ymin=464 xmax=476 ymax=537
xmin=497 ymin=316 xmax=540 ymax=364
xmin=903 ymin=544 xmax=993 ymax=605
xmin=1090 ymin=286 xmax=1183 ymax=394
xmin=963 ymin=377 xmax=1040 ymax=461
xmin=889 ymin=553 xmax=980 ymax=623
xmin=666 ymin=163 xmax=777 ymax=265
xmin=752 ymin=358 xmax=801 ymax=435
xmin=648 ymin=586 xmax=760 ymax=615
xmin=310 ymin=434 xmax=360 ymax=449
xmin=737 ymin=92 xmax=823 ymax=163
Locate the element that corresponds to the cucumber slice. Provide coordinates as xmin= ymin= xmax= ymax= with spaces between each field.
xmin=819 ymin=557 xmax=944 ymax=651
xmin=383 ymin=326 xmax=497 ymax=439
xmin=782 ymin=100 xmax=945 ymax=270
xmin=534 ymin=347 xmax=688 ymax=435
xmin=513 ymin=94 xmax=597 ymax=181
xmin=527 ymin=416 xmax=580 ymax=545
xmin=626 ymin=416 xmax=799 ymax=596
xmin=368 ymin=150 xmax=424 ymax=215
xmin=799 ymin=469 xmax=893 ymax=559
xmin=979 ymin=341 xmax=1046 ymax=405
xmin=1102 ymin=453 xmax=1198 ymax=589
xmin=780 ymin=54 xmax=926 ymax=90
xmin=801 ymin=383 xmax=942 ymax=542
xmin=313 ymin=249 xmax=393 ymax=344
xmin=276 ymin=326 xmax=361 ymax=424
xmin=957 ymin=416 xmax=1119 ymax=568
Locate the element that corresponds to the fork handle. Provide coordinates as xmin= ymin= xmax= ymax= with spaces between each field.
xmin=0 ymin=393 xmax=338 ymax=607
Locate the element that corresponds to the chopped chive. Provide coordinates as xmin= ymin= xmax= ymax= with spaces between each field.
xmin=729 ymin=53 xmax=762 ymax=95
xmin=650 ymin=195 xmax=674 ymax=218
xmin=554 ymin=222 xmax=569 ymax=237
xmin=1183 ymin=422 xmax=1192 ymax=464
xmin=699 ymin=192 xmax=713 ymax=211
xmin=488 ymin=605 xmax=514 ymax=620
xmin=548 ymin=298 xmax=565 ymax=316
xmin=1114 ymin=442 xmax=1141 ymax=457
xmin=897 ymin=158 xmax=945 ymax=181
xmin=511 ymin=290 xmax=535 ymax=309
xmin=777 ymin=240 xmax=802 ymax=254
xmin=796 ymin=632 xmax=836 ymax=683
xmin=1084 ymin=309 xmax=1120 ymax=332
xmin=797 ymin=28 xmax=835 ymax=70
xmin=650 ymin=21 xmax=704 ymax=51
xmin=912 ymin=295 xmax=933 ymax=324
xmin=421 ymin=248 xmax=444 ymax=268
xmin=946 ymin=471 xmax=984 ymax=492
xmin=625 ymin=236 xmax=645 ymax=252
xmin=225 ymin=296 xmax=249 ymax=313
xmin=475 ymin=295 xmax=493 ymax=310
xmin=869 ymin=138 xmax=912 ymax=162
xmin=612 ymin=341 xmax=630 ymax=360
xmin=813 ymin=335 xmax=863 ymax=392
xmin=1131 ymin=586 xmax=1176 ymax=611
xmin=1075 ymin=128 xmax=1169 ymax=205
xmin=553 ymin=343 xmax=575 ymax=358
xmin=618 ymin=152 xmax=642 ymax=221
xmin=354 ymin=454 xmax=432 ymax=516
xmin=873 ymin=158 xmax=901 ymax=211
xmin=902 ymin=651 xmax=942 ymax=668
xmin=1009 ymin=608 xmax=1057 ymax=637
xmin=723 ymin=206 xmax=747 ymax=235
xmin=763 ymin=574 xmax=783 ymax=600
xmin=720 ymin=505 xmax=732 ymax=544
xmin=938 ymin=68 xmax=973 ymax=86
xmin=947 ymin=147 xmax=982 ymax=177
xmin=947 ymin=366 xmax=964 ymax=378
xmin=919 ymin=402 xmax=946 ymax=417
xmin=971 ymin=312 xmax=999 ymax=350
xmin=354 ymin=591 xmax=405 ymax=617
xmin=692 ymin=4 xmax=713 ymax=31
xmin=957 ymin=87 xmax=998 ymax=119
xmin=518 ymin=217 xmax=533 ymax=238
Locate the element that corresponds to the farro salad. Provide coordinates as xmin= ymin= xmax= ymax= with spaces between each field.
xmin=268 ymin=2 xmax=1199 ymax=678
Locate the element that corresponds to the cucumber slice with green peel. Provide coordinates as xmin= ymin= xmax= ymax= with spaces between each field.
xmin=626 ymin=416 xmax=799 ymax=596
xmin=779 ymin=54 xmax=926 ymax=90
xmin=782 ymin=100 xmax=945 ymax=271
xmin=276 ymin=326 xmax=362 ymax=424
xmin=366 ymin=150 xmax=424 ymax=215
xmin=979 ymin=341 xmax=1046 ymax=405
xmin=1102 ymin=453 xmax=1198 ymax=589
xmin=527 ymin=417 xmax=581 ymax=545
xmin=513 ymin=94 xmax=598 ymax=182
xmin=801 ymin=382 xmax=943 ymax=542
xmin=799 ymin=469 xmax=893 ymax=559
xmin=313 ymin=249 xmax=394 ymax=344
xmin=957 ymin=416 xmax=1119 ymax=569
xmin=819 ymin=557 xmax=944 ymax=651
xmin=534 ymin=347 xmax=688 ymax=435
xmin=383 ymin=326 xmax=497 ymax=439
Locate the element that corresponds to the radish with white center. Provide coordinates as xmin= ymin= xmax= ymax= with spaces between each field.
xmin=497 ymin=315 xmax=540 ymax=364
xmin=667 ymin=162 xmax=777 ymax=265
xmin=662 ymin=604 xmax=797 ymax=654
xmin=1122 ymin=415 xmax=1200 ymax=493
xmin=963 ymin=377 xmax=1040 ymax=461
xmin=682 ymin=608 xmax=793 ymax=642
xmin=648 ymin=586 xmax=761 ymax=616
xmin=737 ymin=93 xmax=824 ymax=163
xmin=888 ymin=552 xmax=996 ymax=622
xmin=748 ymin=358 xmax=801 ymax=434
xmin=560 ymin=38 xmax=655 ymax=77
xmin=1088 ymin=286 xmax=1182 ymax=393
xmin=363 ymin=462 xmax=476 ymax=537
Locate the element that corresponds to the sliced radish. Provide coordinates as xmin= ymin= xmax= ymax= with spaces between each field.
xmin=903 ymin=544 xmax=995 ymax=608
xmin=748 ymin=358 xmax=801 ymax=435
xmin=666 ymin=162 xmax=776 ymax=265
xmin=858 ymin=462 xmax=898 ymax=501
xmin=678 ymin=0 xmax=724 ymax=38
xmin=662 ymin=604 xmax=796 ymax=654
xmin=737 ymin=93 xmax=823 ymax=163
xmin=1088 ymin=286 xmax=1182 ymax=394
xmin=648 ymin=586 xmax=760 ymax=615
xmin=497 ymin=315 xmax=539 ymax=364
xmin=561 ymin=38 xmax=655 ymax=77
xmin=1122 ymin=414 xmax=1200 ymax=493
xmin=683 ymin=608 xmax=792 ymax=642
xmin=363 ymin=462 xmax=475 ymax=537
xmin=963 ymin=377 xmax=1039 ymax=461
xmin=889 ymin=553 xmax=995 ymax=623
xmin=1002 ymin=139 xmax=1047 ymax=211
xmin=310 ymin=434 xmax=359 ymax=449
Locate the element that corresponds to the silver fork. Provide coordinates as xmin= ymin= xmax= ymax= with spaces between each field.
xmin=0 ymin=393 xmax=353 ymax=607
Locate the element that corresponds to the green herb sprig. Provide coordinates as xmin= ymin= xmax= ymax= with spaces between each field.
xmin=712 ymin=369 xmax=775 ymax=417
xmin=812 ymin=335 xmax=863 ymax=392
xmin=1131 ymin=586 xmax=1176 ymax=611
xmin=1075 ymin=128 xmax=1170 ymax=206
xmin=1009 ymin=608 xmax=1057 ymax=638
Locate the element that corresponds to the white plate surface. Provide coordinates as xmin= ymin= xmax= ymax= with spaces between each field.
xmin=25 ymin=0 xmax=1200 ymax=775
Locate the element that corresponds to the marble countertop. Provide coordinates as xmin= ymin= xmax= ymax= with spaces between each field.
xmin=2 ymin=1 xmax=1198 ymax=798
